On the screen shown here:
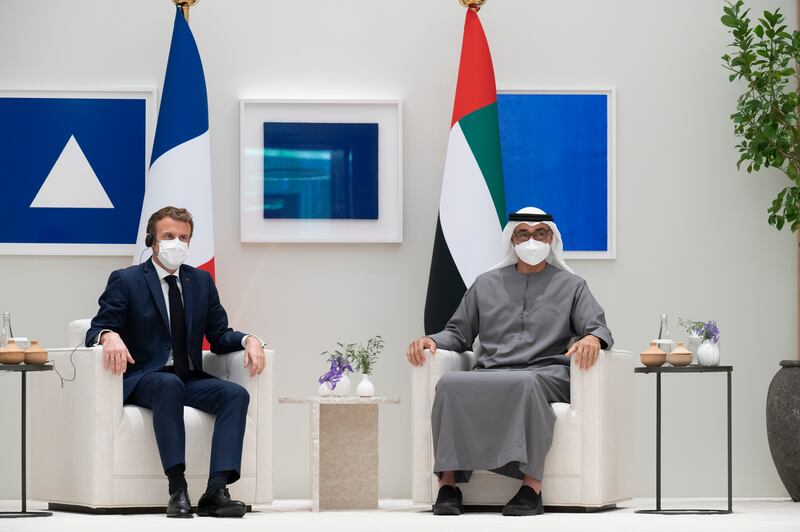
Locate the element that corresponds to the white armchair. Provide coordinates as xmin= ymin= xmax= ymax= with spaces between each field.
xmin=412 ymin=348 xmax=633 ymax=510
xmin=28 ymin=319 xmax=274 ymax=511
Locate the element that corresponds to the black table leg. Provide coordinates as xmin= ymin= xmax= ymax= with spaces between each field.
xmin=22 ymin=370 xmax=26 ymax=513
xmin=656 ymin=371 xmax=661 ymax=511
xmin=728 ymin=370 xmax=732 ymax=513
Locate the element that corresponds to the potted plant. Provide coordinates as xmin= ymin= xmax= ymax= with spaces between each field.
xmin=722 ymin=0 xmax=800 ymax=501
xmin=678 ymin=319 xmax=721 ymax=366
xmin=318 ymin=343 xmax=356 ymax=397
xmin=352 ymin=336 xmax=384 ymax=397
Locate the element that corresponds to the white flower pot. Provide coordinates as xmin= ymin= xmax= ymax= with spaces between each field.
xmin=696 ymin=339 xmax=720 ymax=367
xmin=357 ymin=374 xmax=375 ymax=397
xmin=332 ymin=374 xmax=351 ymax=397
xmin=686 ymin=334 xmax=702 ymax=365
xmin=318 ymin=382 xmax=333 ymax=397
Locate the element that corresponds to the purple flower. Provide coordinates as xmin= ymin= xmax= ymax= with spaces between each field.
xmin=318 ymin=361 xmax=342 ymax=388
xmin=679 ymin=317 xmax=720 ymax=343
xmin=318 ymin=355 xmax=354 ymax=390
xmin=697 ymin=320 xmax=720 ymax=343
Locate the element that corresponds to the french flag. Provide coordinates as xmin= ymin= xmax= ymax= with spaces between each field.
xmin=135 ymin=6 xmax=215 ymax=277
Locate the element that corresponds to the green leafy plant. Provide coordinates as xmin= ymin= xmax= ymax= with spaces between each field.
xmin=352 ymin=335 xmax=384 ymax=376
xmin=722 ymin=1 xmax=800 ymax=231
xmin=320 ymin=342 xmax=357 ymax=369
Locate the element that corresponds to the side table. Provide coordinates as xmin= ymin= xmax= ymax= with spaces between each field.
xmin=0 ymin=364 xmax=54 ymax=518
xmin=634 ymin=365 xmax=732 ymax=515
xmin=279 ymin=396 xmax=400 ymax=511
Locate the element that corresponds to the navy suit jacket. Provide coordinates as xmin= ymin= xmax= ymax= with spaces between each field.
xmin=86 ymin=259 xmax=246 ymax=401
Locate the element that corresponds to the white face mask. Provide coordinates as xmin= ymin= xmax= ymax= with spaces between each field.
xmin=156 ymin=239 xmax=189 ymax=270
xmin=514 ymin=239 xmax=550 ymax=266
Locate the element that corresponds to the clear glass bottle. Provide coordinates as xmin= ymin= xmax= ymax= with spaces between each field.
xmin=0 ymin=312 xmax=10 ymax=348
xmin=657 ymin=313 xmax=673 ymax=360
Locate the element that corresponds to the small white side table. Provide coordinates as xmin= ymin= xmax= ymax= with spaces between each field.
xmin=279 ymin=396 xmax=400 ymax=511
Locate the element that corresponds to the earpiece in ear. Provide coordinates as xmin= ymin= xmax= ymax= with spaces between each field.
xmin=145 ymin=233 xmax=154 ymax=248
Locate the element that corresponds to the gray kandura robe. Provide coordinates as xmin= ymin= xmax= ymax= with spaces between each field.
xmin=428 ymin=263 xmax=613 ymax=482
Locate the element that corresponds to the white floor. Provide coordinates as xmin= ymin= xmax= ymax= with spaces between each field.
xmin=1 ymin=499 xmax=798 ymax=532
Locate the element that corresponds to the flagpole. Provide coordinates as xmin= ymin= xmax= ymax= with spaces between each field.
xmin=172 ymin=0 xmax=198 ymax=23
xmin=458 ymin=0 xmax=487 ymax=13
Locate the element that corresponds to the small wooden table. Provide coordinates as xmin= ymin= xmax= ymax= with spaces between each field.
xmin=0 ymin=364 xmax=54 ymax=519
xmin=279 ymin=396 xmax=400 ymax=511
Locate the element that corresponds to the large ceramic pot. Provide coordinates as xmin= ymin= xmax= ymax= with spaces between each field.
xmin=766 ymin=360 xmax=800 ymax=501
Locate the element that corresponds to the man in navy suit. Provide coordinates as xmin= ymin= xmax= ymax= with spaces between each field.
xmin=86 ymin=206 xmax=266 ymax=519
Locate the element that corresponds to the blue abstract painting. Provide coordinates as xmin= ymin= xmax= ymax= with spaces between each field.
xmin=0 ymin=97 xmax=146 ymax=245
xmin=497 ymin=92 xmax=610 ymax=253
xmin=263 ymin=122 xmax=379 ymax=220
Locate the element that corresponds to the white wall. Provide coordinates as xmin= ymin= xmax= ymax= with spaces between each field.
xmin=0 ymin=0 xmax=794 ymax=500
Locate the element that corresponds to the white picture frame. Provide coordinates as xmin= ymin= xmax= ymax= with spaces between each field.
xmin=0 ymin=88 xmax=156 ymax=256
xmin=497 ymin=87 xmax=616 ymax=260
xmin=240 ymin=99 xmax=403 ymax=244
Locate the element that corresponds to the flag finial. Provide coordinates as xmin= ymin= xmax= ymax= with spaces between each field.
xmin=458 ymin=0 xmax=487 ymax=12
xmin=173 ymin=0 xmax=198 ymax=22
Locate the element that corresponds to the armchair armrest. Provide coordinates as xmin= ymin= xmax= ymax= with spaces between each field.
xmin=426 ymin=349 xmax=477 ymax=379
xmin=29 ymin=346 xmax=120 ymax=506
xmin=569 ymin=349 xmax=632 ymax=418
xmin=202 ymin=348 xmax=275 ymax=503
xmin=569 ymin=348 xmax=634 ymax=504
xmin=411 ymin=348 xmax=476 ymax=503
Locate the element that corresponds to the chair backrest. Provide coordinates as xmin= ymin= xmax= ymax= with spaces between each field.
xmin=68 ymin=319 xmax=92 ymax=347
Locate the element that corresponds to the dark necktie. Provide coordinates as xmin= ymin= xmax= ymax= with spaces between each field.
xmin=164 ymin=275 xmax=189 ymax=379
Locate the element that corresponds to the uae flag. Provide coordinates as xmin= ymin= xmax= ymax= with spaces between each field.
xmin=424 ymin=8 xmax=506 ymax=335
xmin=135 ymin=7 xmax=216 ymax=278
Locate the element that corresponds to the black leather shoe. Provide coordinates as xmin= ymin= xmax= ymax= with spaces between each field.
xmin=197 ymin=487 xmax=246 ymax=518
xmin=432 ymin=484 xmax=463 ymax=516
xmin=166 ymin=488 xmax=193 ymax=518
xmin=502 ymin=485 xmax=544 ymax=516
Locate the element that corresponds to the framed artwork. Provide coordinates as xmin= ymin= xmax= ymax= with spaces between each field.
xmin=240 ymin=99 xmax=403 ymax=243
xmin=497 ymin=88 xmax=616 ymax=259
xmin=0 ymin=89 xmax=156 ymax=255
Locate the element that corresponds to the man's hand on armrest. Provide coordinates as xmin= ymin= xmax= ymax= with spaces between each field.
xmin=566 ymin=334 xmax=602 ymax=371
xmin=99 ymin=331 xmax=135 ymax=375
xmin=406 ymin=336 xmax=436 ymax=367
xmin=243 ymin=335 xmax=267 ymax=377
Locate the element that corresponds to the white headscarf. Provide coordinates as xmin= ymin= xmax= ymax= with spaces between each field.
xmin=490 ymin=206 xmax=575 ymax=274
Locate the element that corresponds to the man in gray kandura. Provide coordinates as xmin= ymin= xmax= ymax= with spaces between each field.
xmin=406 ymin=206 xmax=613 ymax=517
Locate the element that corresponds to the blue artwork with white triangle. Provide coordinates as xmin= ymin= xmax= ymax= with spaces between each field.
xmin=0 ymin=97 xmax=145 ymax=244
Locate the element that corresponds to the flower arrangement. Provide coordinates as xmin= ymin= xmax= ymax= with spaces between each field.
xmin=678 ymin=318 xmax=720 ymax=344
xmin=318 ymin=343 xmax=355 ymax=390
xmin=352 ymin=336 xmax=384 ymax=376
